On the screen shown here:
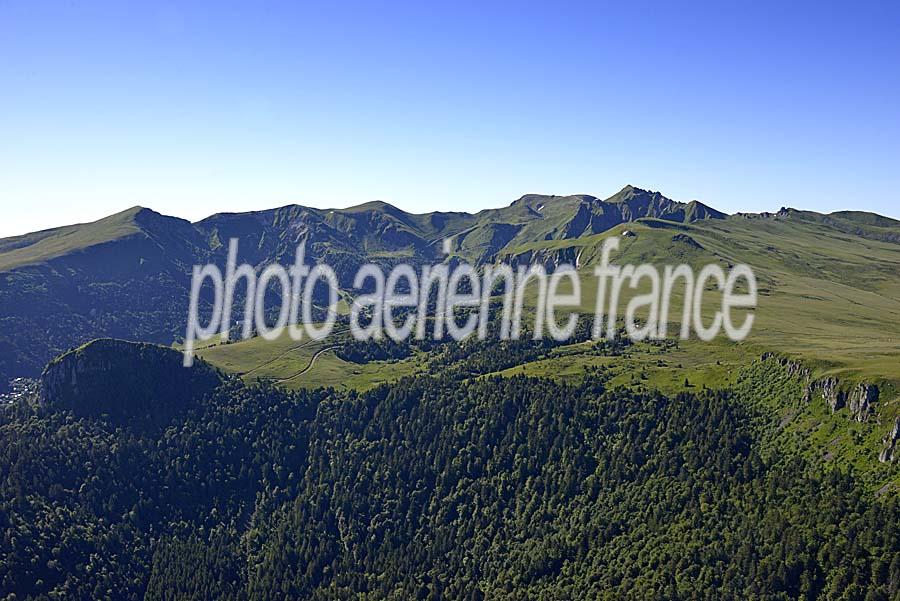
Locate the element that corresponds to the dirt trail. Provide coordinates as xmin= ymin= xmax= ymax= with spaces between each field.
xmin=279 ymin=346 xmax=337 ymax=383
xmin=240 ymin=339 xmax=315 ymax=377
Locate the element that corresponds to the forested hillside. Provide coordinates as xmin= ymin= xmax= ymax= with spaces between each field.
xmin=1 ymin=342 xmax=897 ymax=600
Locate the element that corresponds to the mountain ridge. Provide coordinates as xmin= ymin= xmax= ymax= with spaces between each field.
xmin=6 ymin=185 xmax=897 ymax=273
xmin=1 ymin=185 xmax=899 ymax=392
xmin=0 ymin=185 xmax=726 ymax=268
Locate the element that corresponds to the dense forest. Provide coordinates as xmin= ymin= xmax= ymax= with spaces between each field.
xmin=1 ymin=347 xmax=897 ymax=600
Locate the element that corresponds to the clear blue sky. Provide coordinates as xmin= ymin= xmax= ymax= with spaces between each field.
xmin=1 ymin=0 xmax=898 ymax=237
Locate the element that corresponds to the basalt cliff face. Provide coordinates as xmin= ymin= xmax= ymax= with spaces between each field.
xmin=763 ymin=353 xmax=881 ymax=423
xmin=803 ymin=378 xmax=880 ymax=423
xmin=760 ymin=353 xmax=894 ymax=461
xmin=502 ymin=246 xmax=584 ymax=271
xmin=880 ymin=417 xmax=900 ymax=464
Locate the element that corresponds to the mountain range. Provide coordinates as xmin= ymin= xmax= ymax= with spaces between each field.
xmin=0 ymin=185 xmax=716 ymax=383
xmin=1 ymin=184 xmax=899 ymax=393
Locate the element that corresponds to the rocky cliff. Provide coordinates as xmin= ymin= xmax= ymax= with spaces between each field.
xmin=761 ymin=353 xmax=879 ymax=422
xmin=879 ymin=417 xmax=899 ymax=464
xmin=502 ymin=246 xmax=584 ymax=272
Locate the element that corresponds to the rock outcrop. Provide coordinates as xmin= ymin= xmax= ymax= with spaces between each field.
xmin=761 ymin=352 xmax=811 ymax=382
xmin=672 ymin=233 xmax=704 ymax=250
xmin=880 ymin=417 xmax=900 ymax=463
xmin=808 ymin=377 xmax=847 ymax=413
xmin=760 ymin=353 xmax=878 ymax=422
xmin=504 ymin=246 xmax=583 ymax=272
xmin=848 ymin=383 xmax=879 ymax=423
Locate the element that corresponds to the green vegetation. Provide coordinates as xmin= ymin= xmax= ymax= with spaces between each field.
xmin=1 ymin=341 xmax=897 ymax=600
xmin=195 ymin=326 xmax=425 ymax=392
xmin=504 ymin=215 xmax=900 ymax=386
xmin=0 ymin=207 xmax=144 ymax=272
xmin=197 ymin=313 xmax=898 ymax=487
xmin=2 ymin=188 xmax=899 ymax=598
xmin=1 ymin=185 xmax=898 ymax=397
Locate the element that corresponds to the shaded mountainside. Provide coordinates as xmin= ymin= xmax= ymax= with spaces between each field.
xmin=0 ymin=208 xmax=210 ymax=389
xmin=41 ymin=339 xmax=222 ymax=427
xmin=0 ymin=340 xmax=898 ymax=600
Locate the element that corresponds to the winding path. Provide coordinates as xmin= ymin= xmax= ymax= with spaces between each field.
xmin=278 ymin=345 xmax=337 ymax=383
xmin=240 ymin=339 xmax=315 ymax=377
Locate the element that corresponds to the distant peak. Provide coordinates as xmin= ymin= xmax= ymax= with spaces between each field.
xmin=605 ymin=184 xmax=664 ymax=203
xmin=343 ymin=200 xmax=404 ymax=214
xmin=130 ymin=206 xmax=197 ymax=229
xmin=621 ymin=184 xmax=655 ymax=194
xmin=115 ymin=205 xmax=149 ymax=218
xmin=685 ymin=200 xmax=728 ymax=220
xmin=777 ymin=207 xmax=793 ymax=217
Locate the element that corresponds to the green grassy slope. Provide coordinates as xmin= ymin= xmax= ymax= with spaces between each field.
xmin=193 ymin=210 xmax=900 ymax=488
xmin=198 ymin=323 xmax=899 ymax=491
xmin=195 ymin=210 xmax=900 ymax=393
xmin=0 ymin=206 xmax=144 ymax=271
xmin=196 ymin=326 xmax=423 ymax=391
xmin=498 ymin=214 xmax=900 ymax=385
